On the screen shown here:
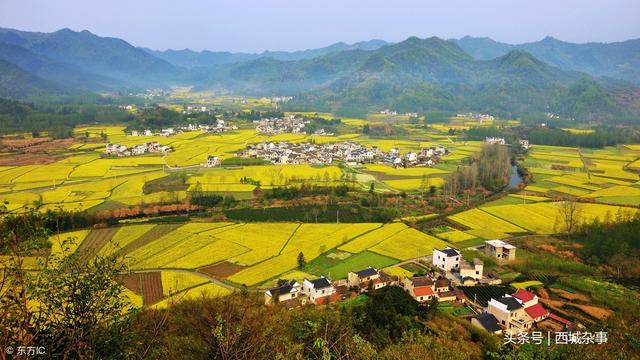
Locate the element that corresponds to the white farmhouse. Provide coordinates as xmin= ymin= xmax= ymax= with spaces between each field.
xmin=264 ymin=280 xmax=301 ymax=305
xmin=302 ymin=276 xmax=335 ymax=304
xmin=432 ymin=247 xmax=461 ymax=272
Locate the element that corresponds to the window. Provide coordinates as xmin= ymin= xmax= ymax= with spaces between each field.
xmin=502 ymin=320 xmax=505 ymax=325
xmin=476 ymin=271 xmax=479 ymax=274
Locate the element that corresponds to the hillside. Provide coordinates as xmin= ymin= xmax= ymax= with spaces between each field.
xmin=261 ymin=38 xmax=622 ymax=120
xmin=0 ymin=42 xmax=115 ymax=90
xmin=452 ymin=36 xmax=640 ymax=84
xmin=143 ymin=39 xmax=388 ymax=68
xmin=0 ymin=27 xmax=177 ymax=87
xmin=0 ymin=60 xmax=63 ymax=98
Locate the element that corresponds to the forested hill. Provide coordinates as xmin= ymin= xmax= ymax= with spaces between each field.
xmin=0 ymin=60 xmax=63 ymax=98
xmin=142 ymin=39 xmax=389 ymax=67
xmin=274 ymin=38 xmax=626 ymax=120
xmin=0 ymin=27 xmax=177 ymax=88
xmin=451 ymin=36 xmax=640 ymax=85
xmin=0 ymin=27 xmax=639 ymax=123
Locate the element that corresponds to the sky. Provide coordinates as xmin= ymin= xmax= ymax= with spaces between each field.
xmin=1 ymin=0 xmax=639 ymax=53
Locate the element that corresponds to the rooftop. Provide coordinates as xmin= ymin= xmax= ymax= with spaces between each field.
xmin=413 ymin=286 xmax=434 ymax=297
xmin=496 ymin=296 xmax=523 ymax=310
xmin=438 ymin=247 xmax=461 ymax=257
xmin=525 ymin=303 xmax=549 ymax=319
xmin=411 ymin=276 xmax=434 ymax=287
xmin=512 ymin=288 xmax=536 ymax=303
xmin=475 ymin=313 xmax=501 ymax=333
xmin=354 ymin=267 xmax=378 ymax=278
xmin=267 ymin=280 xmax=299 ymax=296
xmin=486 ymin=240 xmax=515 ymax=250
xmin=308 ymin=277 xmax=332 ymax=289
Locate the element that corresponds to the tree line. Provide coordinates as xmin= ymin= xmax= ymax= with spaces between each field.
xmin=443 ymin=143 xmax=512 ymax=195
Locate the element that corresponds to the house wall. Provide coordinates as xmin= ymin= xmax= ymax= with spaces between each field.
xmin=433 ymin=250 xmax=460 ymax=271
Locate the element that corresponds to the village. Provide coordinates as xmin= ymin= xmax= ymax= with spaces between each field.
xmin=234 ymin=141 xmax=448 ymax=167
xmin=253 ymin=115 xmax=336 ymax=136
xmin=129 ymin=118 xmax=238 ymax=138
xmin=264 ymin=239 xmax=574 ymax=337
xmin=105 ymin=141 xmax=173 ymax=157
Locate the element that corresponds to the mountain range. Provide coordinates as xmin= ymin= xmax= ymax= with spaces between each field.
xmin=0 ymin=27 xmax=638 ymax=121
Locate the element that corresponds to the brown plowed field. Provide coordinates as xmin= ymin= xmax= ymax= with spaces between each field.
xmin=118 ymin=273 xmax=143 ymax=295
xmin=77 ymin=227 xmax=119 ymax=263
xmin=197 ymin=261 xmax=245 ymax=279
xmin=141 ymin=272 xmax=163 ymax=305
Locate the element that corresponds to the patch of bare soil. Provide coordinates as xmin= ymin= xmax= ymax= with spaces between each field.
xmin=141 ymin=272 xmax=163 ymax=305
xmin=550 ymin=288 xmax=590 ymax=302
xmin=0 ymin=153 xmax=63 ymax=166
xmin=198 ymin=261 xmax=245 ymax=279
xmin=118 ymin=273 xmax=143 ymax=295
xmin=572 ymin=304 xmax=612 ymax=320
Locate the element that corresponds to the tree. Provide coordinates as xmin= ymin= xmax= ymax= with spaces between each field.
xmin=297 ymin=252 xmax=306 ymax=269
xmin=555 ymin=201 xmax=583 ymax=238
xmin=1 ymin=230 xmax=135 ymax=358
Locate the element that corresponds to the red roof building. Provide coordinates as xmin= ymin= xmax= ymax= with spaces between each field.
xmin=549 ymin=313 xmax=573 ymax=327
xmin=414 ymin=286 xmax=434 ymax=297
xmin=524 ymin=303 xmax=549 ymax=321
xmin=512 ymin=288 xmax=536 ymax=303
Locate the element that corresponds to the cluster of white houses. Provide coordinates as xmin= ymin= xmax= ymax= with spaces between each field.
xmin=254 ymin=116 xmax=308 ymax=135
xmin=485 ymin=137 xmax=530 ymax=150
xmin=264 ymin=268 xmax=400 ymax=307
xmin=457 ymin=113 xmax=495 ymax=122
xmin=105 ymin=142 xmax=172 ymax=156
xmin=264 ymin=240 xmax=512 ymax=308
xmin=237 ymin=141 xmax=448 ymax=167
xmin=129 ymin=120 xmax=237 ymax=137
xmin=264 ymin=238 xmax=571 ymax=335
xmin=378 ymin=109 xmax=418 ymax=117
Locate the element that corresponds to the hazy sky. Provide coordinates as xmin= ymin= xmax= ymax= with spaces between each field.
xmin=1 ymin=0 xmax=639 ymax=52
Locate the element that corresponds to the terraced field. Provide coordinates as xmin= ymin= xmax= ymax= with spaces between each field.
xmin=0 ymin=125 xmax=484 ymax=213
xmin=43 ymin=220 xmax=458 ymax=293
xmin=521 ymin=144 xmax=640 ymax=205
xmin=451 ymin=202 xmax=637 ymax=235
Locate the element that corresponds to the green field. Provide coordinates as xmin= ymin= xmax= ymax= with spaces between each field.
xmin=306 ymin=251 xmax=398 ymax=279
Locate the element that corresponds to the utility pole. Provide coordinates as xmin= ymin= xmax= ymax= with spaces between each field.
xmin=336 ymin=209 xmax=339 ymax=224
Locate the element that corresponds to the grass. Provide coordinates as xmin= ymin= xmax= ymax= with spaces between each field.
xmin=306 ymin=251 xmax=398 ymax=279
xmin=400 ymin=263 xmax=429 ymax=275
xmin=510 ymin=280 xmax=544 ymax=289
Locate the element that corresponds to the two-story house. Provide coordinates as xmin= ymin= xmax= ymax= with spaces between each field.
xmin=484 ymin=240 xmax=516 ymax=263
xmin=264 ymin=280 xmax=301 ymax=305
xmin=433 ymin=247 xmax=461 ymax=272
xmin=302 ymin=276 xmax=336 ymax=304
xmin=487 ymin=296 xmax=533 ymax=333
